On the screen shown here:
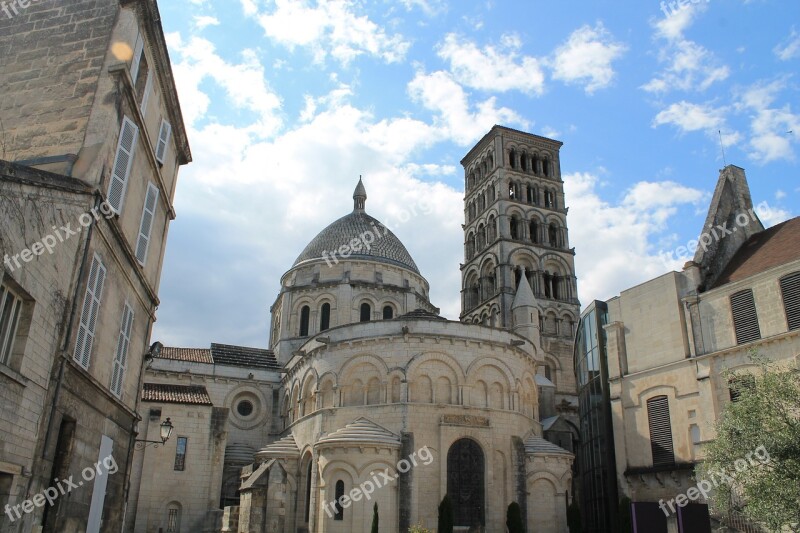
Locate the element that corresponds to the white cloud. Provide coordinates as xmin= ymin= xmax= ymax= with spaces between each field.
xmin=167 ymin=33 xmax=282 ymax=137
xmin=643 ymin=4 xmax=729 ymax=94
xmin=550 ymin=23 xmax=627 ymax=94
xmin=774 ymin=28 xmax=800 ymax=61
xmin=251 ymin=0 xmax=410 ymax=65
xmin=437 ymin=33 xmax=545 ymax=95
xmin=652 ymin=101 xmax=726 ymax=132
xmin=565 ymin=172 xmax=706 ymax=303
xmin=736 ymin=80 xmax=800 ymax=163
xmin=407 ymin=70 xmax=527 ymax=145
xmin=193 ymin=15 xmax=220 ymax=30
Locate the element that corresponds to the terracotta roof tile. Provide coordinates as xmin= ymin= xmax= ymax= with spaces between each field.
xmin=713 ymin=217 xmax=800 ymax=288
xmin=142 ymin=383 xmax=212 ymax=405
xmin=158 ymin=347 xmax=213 ymax=364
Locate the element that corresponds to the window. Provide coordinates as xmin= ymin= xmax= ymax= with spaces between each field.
xmin=360 ymin=303 xmax=371 ymax=322
xmin=155 ymin=119 xmax=172 ymax=164
xmin=304 ymin=462 xmax=312 ymax=523
xmin=166 ymin=504 xmax=181 ymax=533
xmin=510 ymin=217 xmax=519 ymax=239
xmin=647 ymin=396 xmax=675 ymax=467
xmin=135 ymin=183 xmax=159 ymax=265
xmin=0 ymin=283 xmax=23 ymax=366
xmin=132 ymin=40 xmax=150 ymax=106
xmin=729 ymin=374 xmax=755 ymax=402
xmin=383 ymin=305 xmax=394 ymax=319
xmin=174 ymin=437 xmax=187 ymax=471
xmin=110 ymin=303 xmax=134 ymax=398
xmin=334 ymin=480 xmax=345 ymax=520
xmin=74 ymin=255 xmax=107 ymax=369
xmin=319 ymin=303 xmax=330 ymax=331
xmin=237 ymin=400 xmax=254 ymax=417
xmin=780 ymin=272 xmax=800 ymax=331
xmin=107 ymin=116 xmax=139 ymax=213
xmin=730 ymin=289 xmax=761 ymax=344
xmin=299 ymin=306 xmax=310 ymax=336
xmin=130 ymin=35 xmax=144 ymax=84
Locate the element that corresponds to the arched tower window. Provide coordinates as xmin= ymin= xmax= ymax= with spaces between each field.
xmin=520 ymin=154 xmax=527 ymax=171
xmin=510 ymin=216 xmax=519 ymax=240
xmin=488 ymin=215 xmax=497 ymax=241
xmin=509 ymin=149 xmax=516 ymax=168
xmin=383 ymin=305 xmax=394 ymax=319
xmin=360 ymin=303 xmax=371 ymax=322
xmin=548 ymin=223 xmax=559 ymax=247
xmin=299 ymin=306 xmax=310 ymax=336
xmin=530 ymin=220 xmax=539 ymax=243
xmin=542 ymin=158 xmax=550 ymax=177
xmin=334 ymin=480 xmax=345 ymax=520
xmin=319 ymin=303 xmax=330 ymax=331
xmin=544 ymin=190 xmax=554 ymax=209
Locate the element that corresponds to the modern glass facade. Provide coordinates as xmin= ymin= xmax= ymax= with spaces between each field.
xmin=574 ymin=301 xmax=618 ymax=533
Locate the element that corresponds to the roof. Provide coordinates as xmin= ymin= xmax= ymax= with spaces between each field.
xmin=512 ymin=274 xmax=536 ymax=308
xmin=256 ymin=433 xmax=300 ymax=460
xmin=292 ymin=181 xmax=420 ymax=273
xmin=398 ymin=308 xmax=446 ymax=320
xmin=142 ymin=383 xmax=212 ymax=405
xmin=713 ymin=217 xmax=800 ymax=288
xmin=211 ymin=343 xmax=280 ymax=370
xmin=156 ymin=343 xmax=279 ymax=370
xmin=524 ymin=434 xmax=572 ymax=456
xmin=316 ymin=418 xmax=401 ymax=448
xmin=159 ymin=347 xmax=213 ymax=364
xmin=541 ymin=415 xmax=560 ymax=431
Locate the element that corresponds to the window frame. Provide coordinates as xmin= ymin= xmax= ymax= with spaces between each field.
xmin=0 ymin=283 xmax=23 ymax=367
xmin=135 ymin=182 xmax=160 ymax=265
xmin=174 ymin=436 xmax=188 ymax=471
xmin=110 ymin=302 xmax=134 ymax=398
xmin=730 ymin=289 xmax=761 ymax=345
xmin=74 ymin=254 xmax=107 ymax=369
xmin=647 ymin=395 xmax=675 ymax=467
xmin=107 ymin=116 xmax=139 ymax=214
xmin=779 ymin=272 xmax=800 ymax=331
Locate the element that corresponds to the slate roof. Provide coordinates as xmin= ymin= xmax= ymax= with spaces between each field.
xmin=142 ymin=383 xmax=212 ymax=405
xmin=316 ymin=417 xmax=401 ymax=448
xmin=713 ymin=216 xmax=800 ymax=288
xmin=156 ymin=343 xmax=279 ymax=370
xmin=524 ymin=434 xmax=572 ymax=456
xmin=211 ymin=343 xmax=280 ymax=370
xmin=293 ymin=211 xmax=420 ymax=273
xmin=398 ymin=308 xmax=446 ymax=320
xmin=159 ymin=347 xmax=213 ymax=364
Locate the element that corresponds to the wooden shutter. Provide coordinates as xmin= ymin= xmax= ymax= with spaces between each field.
xmin=110 ymin=303 xmax=134 ymax=397
xmin=780 ymin=272 xmax=800 ymax=331
xmin=108 ymin=117 xmax=139 ymax=213
xmin=135 ymin=183 xmax=159 ymax=265
xmin=647 ymin=395 xmax=674 ymax=467
xmin=730 ymin=289 xmax=761 ymax=344
xmin=74 ymin=255 xmax=107 ymax=369
xmin=155 ymin=119 xmax=172 ymax=164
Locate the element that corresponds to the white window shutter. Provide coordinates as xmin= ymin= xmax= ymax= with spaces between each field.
xmin=155 ymin=119 xmax=172 ymax=164
xmin=130 ymin=35 xmax=143 ymax=84
xmin=74 ymin=255 xmax=107 ymax=369
xmin=111 ymin=303 xmax=134 ymax=397
xmin=140 ymin=71 xmax=153 ymax=115
xmin=135 ymin=183 xmax=159 ymax=265
xmin=108 ymin=117 xmax=139 ymax=213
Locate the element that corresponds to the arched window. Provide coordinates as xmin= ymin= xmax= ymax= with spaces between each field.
xmin=510 ymin=217 xmax=519 ymax=239
xmin=530 ymin=220 xmax=539 ymax=243
xmin=509 ymin=149 xmax=516 ymax=168
xmin=488 ymin=215 xmax=497 ymax=241
xmin=299 ymin=306 xmax=310 ymax=336
xmin=304 ymin=461 xmax=312 ymax=523
xmin=542 ymin=159 xmax=550 ymax=176
xmin=383 ymin=305 xmax=394 ymax=319
xmin=467 ymin=234 xmax=476 ymax=259
xmin=520 ymin=154 xmax=527 ymax=171
xmin=334 ymin=480 xmax=345 ymax=520
xmin=360 ymin=303 xmax=371 ymax=322
xmin=319 ymin=303 xmax=330 ymax=331
xmin=532 ymin=155 xmax=540 ymax=174
xmin=488 ymin=153 xmax=494 ymax=167
xmin=527 ymin=185 xmax=534 ymax=204
xmin=489 ymin=186 xmax=495 ymax=202
xmin=166 ymin=502 xmax=181 ymax=533
xmin=477 ymin=225 xmax=486 ymax=250
xmin=548 ymin=223 xmax=559 ymax=247
xmin=544 ymin=190 xmax=554 ymax=209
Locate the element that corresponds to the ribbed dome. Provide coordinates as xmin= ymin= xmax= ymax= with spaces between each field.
xmin=292 ymin=180 xmax=420 ymax=273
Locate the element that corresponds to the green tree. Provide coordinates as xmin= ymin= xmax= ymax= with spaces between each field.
xmin=700 ymin=355 xmax=800 ymax=530
xmin=506 ymin=502 xmax=524 ymax=533
xmin=437 ymin=494 xmax=453 ymax=533
xmin=567 ymin=500 xmax=582 ymax=533
xmin=371 ymin=502 xmax=379 ymax=533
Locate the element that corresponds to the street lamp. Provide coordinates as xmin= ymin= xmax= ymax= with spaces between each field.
xmin=134 ymin=418 xmax=174 ymax=450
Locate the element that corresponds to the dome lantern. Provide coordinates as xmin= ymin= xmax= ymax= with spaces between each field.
xmin=353 ymin=176 xmax=367 ymax=212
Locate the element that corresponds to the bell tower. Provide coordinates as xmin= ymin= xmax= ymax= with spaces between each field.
xmin=460 ymin=125 xmax=580 ymax=417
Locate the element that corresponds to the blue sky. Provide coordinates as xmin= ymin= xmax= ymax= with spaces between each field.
xmin=152 ymin=0 xmax=799 ymax=348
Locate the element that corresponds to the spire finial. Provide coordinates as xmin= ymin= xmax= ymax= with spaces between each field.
xmin=353 ymin=176 xmax=367 ymax=212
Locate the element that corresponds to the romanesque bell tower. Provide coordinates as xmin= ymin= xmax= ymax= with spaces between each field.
xmin=460 ymin=125 xmax=580 ymax=423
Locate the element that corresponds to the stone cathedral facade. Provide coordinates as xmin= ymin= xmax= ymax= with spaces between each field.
xmin=130 ymin=126 xmax=579 ymax=533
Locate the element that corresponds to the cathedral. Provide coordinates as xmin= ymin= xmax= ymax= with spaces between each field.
xmin=129 ymin=126 xmax=581 ymax=533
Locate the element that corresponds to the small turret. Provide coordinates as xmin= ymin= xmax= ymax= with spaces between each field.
xmin=511 ymin=273 xmax=541 ymax=352
xmin=353 ymin=176 xmax=367 ymax=212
